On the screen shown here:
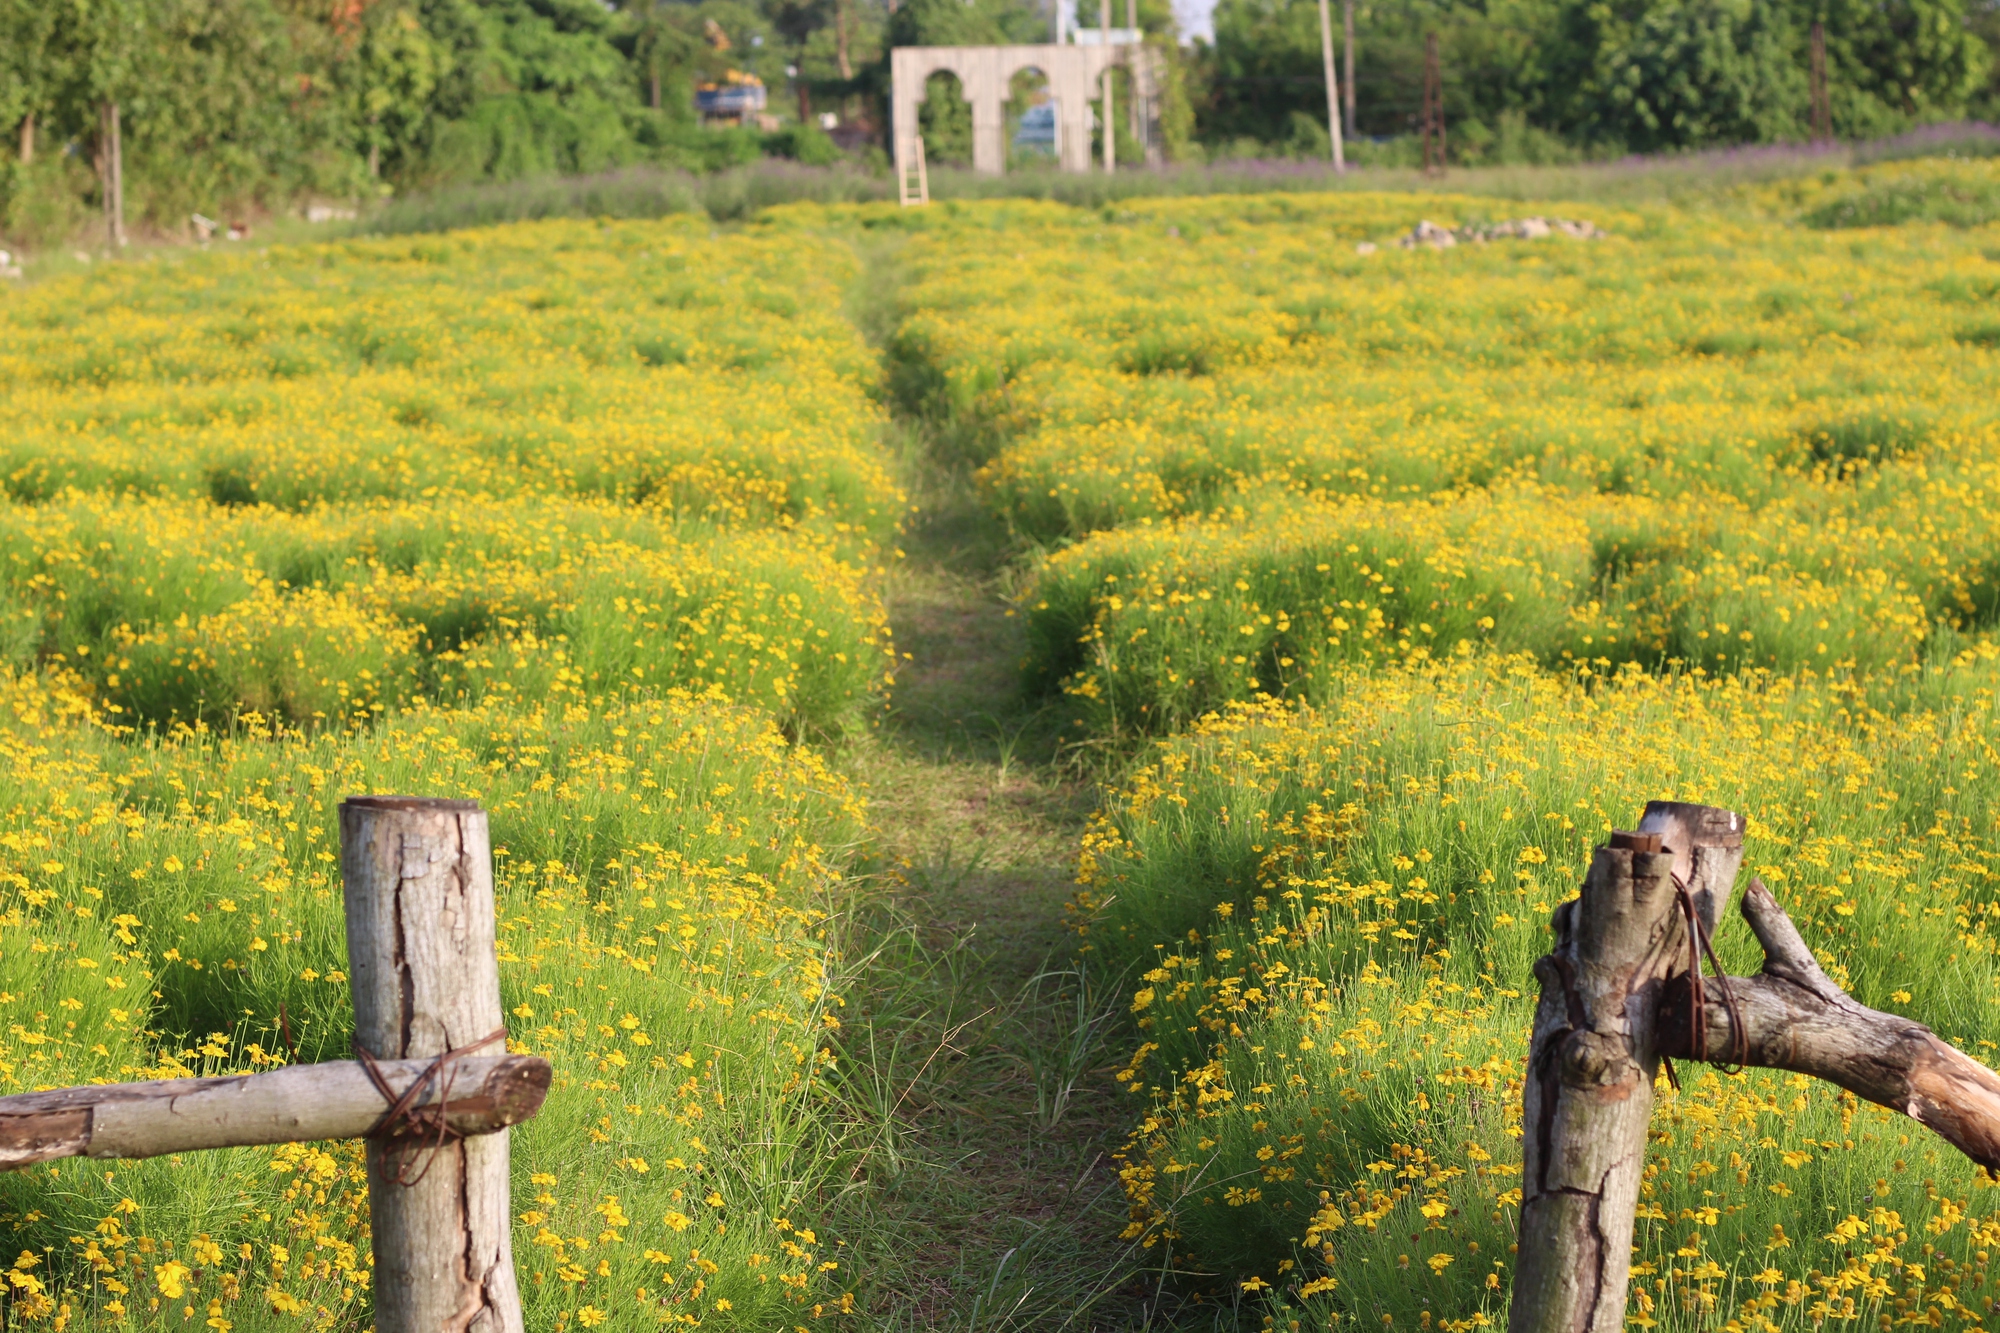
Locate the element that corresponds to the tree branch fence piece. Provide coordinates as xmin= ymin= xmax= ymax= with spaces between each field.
xmin=1509 ymin=801 xmax=2000 ymax=1333
xmin=342 ymin=795 xmax=527 ymax=1333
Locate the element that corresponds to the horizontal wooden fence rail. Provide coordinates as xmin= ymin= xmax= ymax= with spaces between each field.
xmin=0 ymin=1054 xmax=550 ymax=1170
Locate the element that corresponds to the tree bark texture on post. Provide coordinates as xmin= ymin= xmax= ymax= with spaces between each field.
xmin=1511 ymin=802 xmax=1746 ymax=1333
xmin=341 ymin=796 xmax=524 ymax=1333
xmin=1420 ymin=35 xmax=1444 ymax=174
xmin=1510 ymin=802 xmax=2000 ymax=1333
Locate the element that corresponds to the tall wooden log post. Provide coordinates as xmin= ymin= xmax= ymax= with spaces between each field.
xmin=1511 ymin=801 xmax=2000 ymax=1333
xmin=341 ymin=796 xmax=525 ymax=1333
xmin=1513 ymin=802 xmax=1743 ymax=1333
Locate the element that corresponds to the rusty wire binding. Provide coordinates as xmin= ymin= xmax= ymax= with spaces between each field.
xmin=1671 ymin=872 xmax=1749 ymax=1076
xmin=354 ymin=1027 xmax=508 ymax=1186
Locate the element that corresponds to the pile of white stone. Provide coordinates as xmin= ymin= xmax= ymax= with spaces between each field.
xmin=1394 ymin=216 xmax=1607 ymax=249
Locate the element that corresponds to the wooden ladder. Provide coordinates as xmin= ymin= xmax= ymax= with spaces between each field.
xmin=898 ymin=136 xmax=930 ymax=207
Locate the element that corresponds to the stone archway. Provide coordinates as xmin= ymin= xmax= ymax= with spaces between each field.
xmin=891 ymin=43 xmax=1159 ymax=177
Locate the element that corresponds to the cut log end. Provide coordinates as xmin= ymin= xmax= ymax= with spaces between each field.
xmin=341 ymin=794 xmax=481 ymax=814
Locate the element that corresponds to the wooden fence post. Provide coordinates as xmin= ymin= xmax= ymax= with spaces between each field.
xmin=1510 ymin=801 xmax=2000 ymax=1333
xmin=100 ymin=101 xmax=124 ymax=249
xmin=1809 ymin=22 xmax=1833 ymax=144
xmin=1511 ymin=802 xmax=1744 ymax=1333
xmin=341 ymin=796 xmax=524 ymax=1333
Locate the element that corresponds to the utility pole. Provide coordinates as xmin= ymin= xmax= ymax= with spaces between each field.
xmin=1420 ymin=32 xmax=1443 ymax=175
xmin=1101 ymin=0 xmax=1114 ymax=170
xmin=1342 ymin=0 xmax=1356 ymax=139
xmin=1317 ymin=0 xmax=1346 ymax=169
xmin=18 ymin=113 xmax=33 ymax=165
xmin=1128 ymin=0 xmax=1143 ymax=151
xmin=100 ymin=100 xmax=125 ymax=247
xmin=1809 ymin=21 xmax=1832 ymax=144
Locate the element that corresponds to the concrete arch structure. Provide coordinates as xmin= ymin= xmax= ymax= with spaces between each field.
xmin=891 ymin=43 xmax=1158 ymax=177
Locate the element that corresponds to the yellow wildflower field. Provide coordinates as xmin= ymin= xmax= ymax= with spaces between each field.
xmin=890 ymin=193 xmax=2000 ymax=730
xmin=0 ymin=216 xmax=890 ymax=1329
xmin=4 ymin=170 xmax=1999 ymax=1333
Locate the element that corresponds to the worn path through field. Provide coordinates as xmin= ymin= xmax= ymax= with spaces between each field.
xmin=827 ymin=239 xmax=1172 ymax=1330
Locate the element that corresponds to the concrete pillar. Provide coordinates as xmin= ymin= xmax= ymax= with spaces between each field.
xmin=973 ymin=104 xmax=1005 ymax=173
xmin=1056 ymin=68 xmax=1091 ymax=171
xmin=968 ymin=51 xmax=1006 ymax=174
xmin=891 ymin=47 xmax=922 ymax=183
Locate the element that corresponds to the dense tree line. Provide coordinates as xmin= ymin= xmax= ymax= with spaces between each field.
xmin=1197 ymin=0 xmax=1996 ymax=158
xmin=0 ymin=0 xmax=883 ymax=242
xmin=0 ymin=0 xmax=1993 ymax=243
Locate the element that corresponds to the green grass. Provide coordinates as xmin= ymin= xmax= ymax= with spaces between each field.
xmin=1804 ymin=176 xmax=2000 ymax=227
xmin=814 ymin=295 xmax=1172 ymax=1325
xmin=344 ymin=127 xmax=2000 ymax=239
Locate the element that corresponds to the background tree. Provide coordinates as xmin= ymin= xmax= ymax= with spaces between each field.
xmin=1195 ymin=0 xmax=1990 ymax=157
xmin=0 ymin=0 xmax=61 ymax=164
xmin=1545 ymin=0 xmax=1809 ymax=150
xmin=1975 ymin=0 xmax=2000 ymax=119
xmin=1197 ymin=0 xmax=1552 ymax=154
xmin=2 ymin=0 xmax=1997 ymax=248
xmin=1812 ymin=0 xmax=1993 ymax=135
xmin=342 ymin=2 xmax=447 ymax=179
